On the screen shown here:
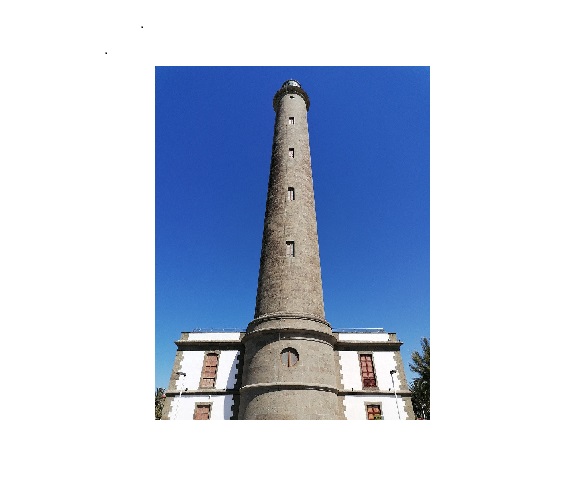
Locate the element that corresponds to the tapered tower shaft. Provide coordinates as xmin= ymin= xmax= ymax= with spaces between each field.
xmin=239 ymin=80 xmax=344 ymax=420
xmin=254 ymin=81 xmax=324 ymax=319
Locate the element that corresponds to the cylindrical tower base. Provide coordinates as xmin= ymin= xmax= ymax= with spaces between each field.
xmin=239 ymin=386 xmax=342 ymax=420
xmin=238 ymin=315 xmax=345 ymax=420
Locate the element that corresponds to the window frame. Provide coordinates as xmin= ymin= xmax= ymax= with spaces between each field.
xmin=280 ymin=347 xmax=299 ymax=367
xmin=366 ymin=403 xmax=383 ymax=420
xmin=199 ymin=351 xmax=220 ymax=389
xmin=193 ymin=403 xmax=212 ymax=420
xmin=358 ymin=353 xmax=378 ymax=389
xmin=286 ymin=240 xmax=295 ymax=257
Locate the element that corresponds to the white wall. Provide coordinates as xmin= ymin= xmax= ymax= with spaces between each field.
xmin=169 ymin=349 xmax=240 ymax=420
xmin=216 ymin=350 xmax=239 ymax=389
xmin=176 ymin=351 xmax=204 ymax=391
xmin=337 ymin=332 xmax=390 ymax=342
xmin=168 ymin=395 xmax=235 ymax=420
xmin=343 ymin=395 xmax=408 ymax=420
xmin=339 ymin=350 xmax=402 ymax=390
xmin=369 ymin=351 xmax=401 ymax=391
xmin=176 ymin=350 xmax=240 ymax=390
xmin=339 ymin=350 xmax=408 ymax=419
xmin=339 ymin=351 xmax=363 ymax=390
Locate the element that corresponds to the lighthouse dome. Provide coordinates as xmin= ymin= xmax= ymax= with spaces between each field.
xmin=283 ymin=79 xmax=301 ymax=88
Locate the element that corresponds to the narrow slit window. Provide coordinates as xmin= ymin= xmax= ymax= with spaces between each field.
xmin=286 ymin=241 xmax=295 ymax=257
xmin=288 ymin=187 xmax=295 ymax=201
xmin=288 ymin=148 xmax=294 ymax=158
xmin=194 ymin=404 xmax=211 ymax=420
xmin=359 ymin=354 xmax=377 ymax=389
xmin=288 ymin=117 xmax=295 ymax=125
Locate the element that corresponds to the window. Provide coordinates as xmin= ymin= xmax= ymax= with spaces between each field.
xmin=366 ymin=404 xmax=382 ymax=420
xmin=288 ymin=117 xmax=295 ymax=125
xmin=288 ymin=148 xmax=294 ymax=158
xmin=280 ymin=348 xmax=299 ymax=367
xmin=194 ymin=404 xmax=211 ymax=420
xmin=200 ymin=353 xmax=219 ymax=388
xmin=290 ymin=95 xmax=295 ymax=99
xmin=286 ymin=241 xmax=295 ymax=257
xmin=359 ymin=354 xmax=377 ymax=388
xmin=288 ymin=187 xmax=295 ymax=201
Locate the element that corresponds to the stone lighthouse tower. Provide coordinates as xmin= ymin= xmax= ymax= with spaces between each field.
xmin=238 ymin=80 xmax=345 ymax=419
xmin=162 ymin=77 xmax=416 ymax=421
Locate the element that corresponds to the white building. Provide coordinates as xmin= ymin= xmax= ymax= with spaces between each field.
xmin=162 ymin=328 xmax=414 ymax=420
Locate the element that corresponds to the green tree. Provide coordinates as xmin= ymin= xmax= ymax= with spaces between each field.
xmin=155 ymin=387 xmax=166 ymax=420
xmin=409 ymin=337 xmax=430 ymax=419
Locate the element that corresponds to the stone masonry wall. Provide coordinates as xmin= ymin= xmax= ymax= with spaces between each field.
xmin=254 ymin=89 xmax=324 ymax=319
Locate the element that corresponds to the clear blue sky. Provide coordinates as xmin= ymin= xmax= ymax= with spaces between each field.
xmin=155 ymin=66 xmax=429 ymax=390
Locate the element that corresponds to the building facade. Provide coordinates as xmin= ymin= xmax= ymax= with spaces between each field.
xmin=162 ymin=329 xmax=414 ymax=420
xmin=162 ymin=80 xmax=415 ymax=420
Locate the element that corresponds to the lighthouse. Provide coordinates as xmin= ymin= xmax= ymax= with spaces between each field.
xmin=162 ymin=79 xmax=415 ymax=421
xmin=238 ymin=80 xmax=345 ymax=419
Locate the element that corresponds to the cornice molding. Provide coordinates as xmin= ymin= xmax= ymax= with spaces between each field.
xmin=175 ymin=340 xmax=244 ymax=351
xmin=273 ymin=84 xmax=310 ymax=112
xmin=240 ymin=382 xmax=338 ymax=394
xmin=249 ymin=312 xmax=331 ymax=328
xmin=335 ymin=340 xmax=404 ymax=351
